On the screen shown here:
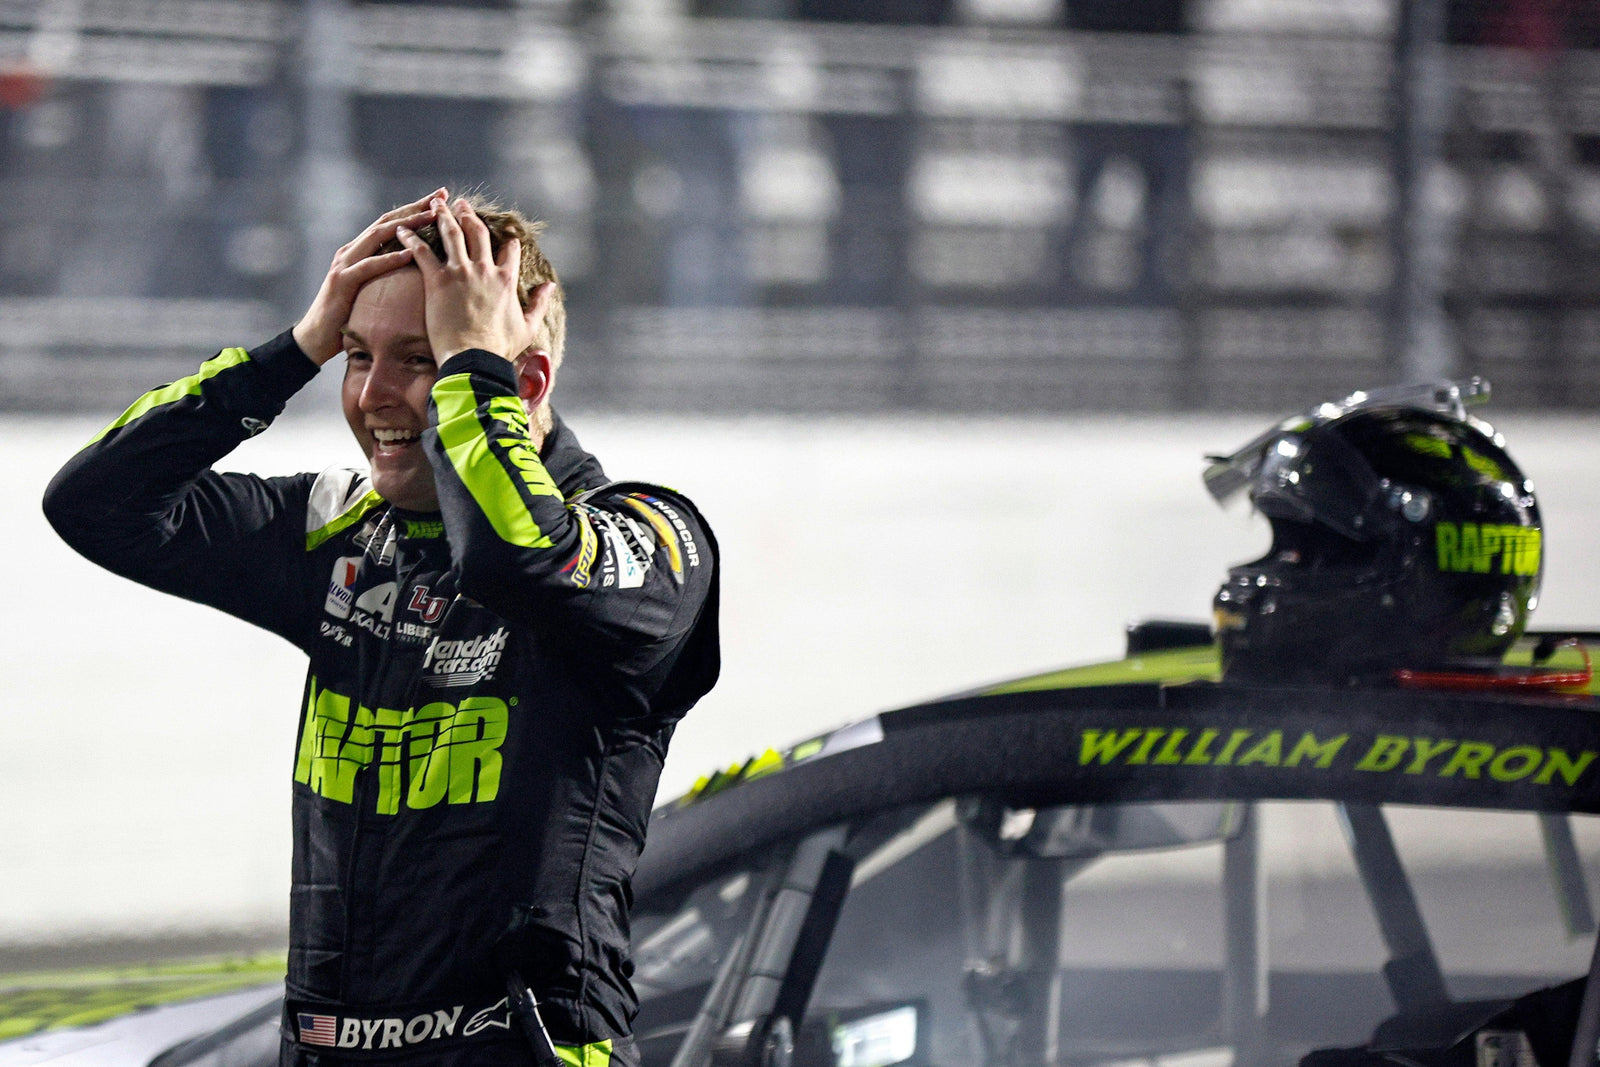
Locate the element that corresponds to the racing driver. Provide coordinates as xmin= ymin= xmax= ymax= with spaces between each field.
xmin=43 ymin=190 xmax=720 ymax=1066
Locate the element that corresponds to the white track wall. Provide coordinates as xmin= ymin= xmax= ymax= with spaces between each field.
xmin=4 ymin=412 xmax=1597 ymax=943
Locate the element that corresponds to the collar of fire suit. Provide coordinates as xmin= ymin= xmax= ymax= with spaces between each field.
xmin=540 ymin=410 xmax=609 ymax=498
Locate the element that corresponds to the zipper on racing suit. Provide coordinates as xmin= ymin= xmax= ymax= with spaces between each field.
xmin=337 ymin=512 xmax=448 ymax=999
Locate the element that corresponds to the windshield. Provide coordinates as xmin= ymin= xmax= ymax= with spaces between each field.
xmin=634 ymin=799 xmax=1600 ymax=1067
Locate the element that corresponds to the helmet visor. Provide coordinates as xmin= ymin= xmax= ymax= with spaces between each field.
xmin=1203 ymin=377 xmax=1489 ymax=507
xmin=1248 ymin=429 xmax=1392 ymax=541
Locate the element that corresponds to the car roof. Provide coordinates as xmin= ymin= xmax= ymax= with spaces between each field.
xmin=637 ymin=641 xmax=1600 ymax=899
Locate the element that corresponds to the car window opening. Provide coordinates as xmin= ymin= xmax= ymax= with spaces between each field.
xmin=633 ymin=800 xmax=1600 ymax=1067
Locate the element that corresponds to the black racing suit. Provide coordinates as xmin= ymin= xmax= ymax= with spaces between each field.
xmin=43 ymin=332 xmax=720 ymax=1066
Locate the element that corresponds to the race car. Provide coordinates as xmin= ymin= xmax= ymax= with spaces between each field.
xmin=3 ymin=625 xmax=1597 ymax=1067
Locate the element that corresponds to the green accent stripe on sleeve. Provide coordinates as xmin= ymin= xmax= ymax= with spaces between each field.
xmin=432 ymin=373 xmax=559 ymax=549
xmin=553 ymin=1039 xmax=613 ymax=1067
xmin=305 ymin=490 xmax=385 ymax=551
xmin=89 ymin=347 xmax=252 ymax=445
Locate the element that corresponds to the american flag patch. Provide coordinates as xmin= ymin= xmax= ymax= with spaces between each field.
xmin=297 ymin=1013 xmax=338 ymax=1047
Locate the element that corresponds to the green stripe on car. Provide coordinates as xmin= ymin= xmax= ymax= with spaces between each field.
xmin=985 ymin=645 xmax=1222 ymax=695
xmin=0 ymin=953 xmax=285 ymax=1041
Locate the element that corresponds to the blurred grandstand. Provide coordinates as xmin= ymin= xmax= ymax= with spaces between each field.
xmin=0 ymin=0 xmax=1597 ymax=413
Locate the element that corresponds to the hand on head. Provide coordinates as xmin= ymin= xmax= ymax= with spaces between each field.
xmin=393 ymin=197 xmax=555 ymax=367
xmin=296 ymin=192 xmax=557 ymax=416
xmin=292 ymin=188 xmax=446 ymax=366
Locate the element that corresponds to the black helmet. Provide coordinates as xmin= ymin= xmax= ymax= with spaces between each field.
xmin=1207 ymin=379 xmax=1542 ymax=684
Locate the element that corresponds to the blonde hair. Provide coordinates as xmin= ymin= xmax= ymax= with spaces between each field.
xmin=376 ymin=194 xmax=565 ymax=435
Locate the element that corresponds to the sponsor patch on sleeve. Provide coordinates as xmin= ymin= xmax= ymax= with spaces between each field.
xmin=566 ymin=510 xmax=600 ymax=589
xmin=623 ymin=493 xmax=701 ymax=581
xmin=594 ymin=511 xmax=650 ymax=589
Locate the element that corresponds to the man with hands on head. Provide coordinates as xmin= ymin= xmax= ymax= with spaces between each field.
xmin=44 ymin=190 xmax=720 ymax=1067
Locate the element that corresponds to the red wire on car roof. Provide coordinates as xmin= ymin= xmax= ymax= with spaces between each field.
xmin=1394 ymin=639 xmax=1593 ymax=693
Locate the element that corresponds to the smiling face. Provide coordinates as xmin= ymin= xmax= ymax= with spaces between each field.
xmin=341 ymin=269 xmax=440 ymax=512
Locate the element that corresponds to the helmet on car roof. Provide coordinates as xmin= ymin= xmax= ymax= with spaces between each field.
xmin=1207 ymin=380 xmax=1542 ymax=684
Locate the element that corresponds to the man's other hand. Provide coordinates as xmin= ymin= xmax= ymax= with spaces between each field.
xmin=291 ymin=189 xmax=443 ymax=366
xmin=396 ymin=197 xmax=555 ymax=364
